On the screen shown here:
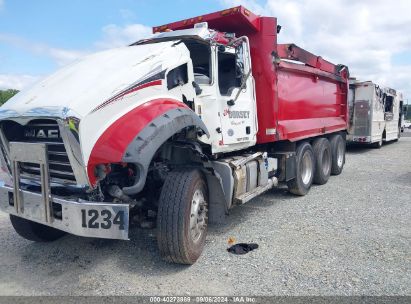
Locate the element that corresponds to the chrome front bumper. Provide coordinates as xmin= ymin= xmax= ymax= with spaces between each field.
xmin=0 ymin=142 xmax=129 ymax=240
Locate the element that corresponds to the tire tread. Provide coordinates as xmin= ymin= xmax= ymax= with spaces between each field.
xmin=330 ymin=134 xmax=345 ymax=175
xmin=287 ymin=142 xmax=314 ymax=196
xmin=157 ymin=169 xmax=206 ymax=264
xmin=312 ymin=138 xmax=332 ymax=185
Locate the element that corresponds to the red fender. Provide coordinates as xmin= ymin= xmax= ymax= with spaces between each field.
xmin=87 ymin=98 xmax=188 ymax=186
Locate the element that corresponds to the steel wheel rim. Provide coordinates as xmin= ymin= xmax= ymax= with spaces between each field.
xmin=337 ymin=141 xmax=344 ymax=167
xmin=301 ymin=151 xmax=313 ymax=185
xmin=190 ymin=188 xmax=207 ymax=243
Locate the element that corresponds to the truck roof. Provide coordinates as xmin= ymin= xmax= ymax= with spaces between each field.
xmin=133 ymin=27 xmax=212 ymax=46
xmin=351 ymin=80 xmax=398 ymax=96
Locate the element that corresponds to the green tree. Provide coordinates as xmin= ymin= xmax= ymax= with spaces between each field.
xmin=0 ymin=89 xmax=19 ymax=105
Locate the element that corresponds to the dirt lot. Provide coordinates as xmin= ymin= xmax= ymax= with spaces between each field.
xmin=0 ymin=137 xmax=410 ymax=296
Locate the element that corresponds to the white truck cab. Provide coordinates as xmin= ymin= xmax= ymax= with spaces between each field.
xmin=139 ymin=25 xmax=258 ymax=154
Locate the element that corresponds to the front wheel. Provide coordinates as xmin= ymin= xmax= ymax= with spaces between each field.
xmin=10 ymin=215 xmax=66 ymax=242
xmin=157 ymin=169 xmax=208 ymax=264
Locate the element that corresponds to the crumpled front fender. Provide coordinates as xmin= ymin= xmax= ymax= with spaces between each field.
xmin=122 ymin=106 xmax=209 ymax=195
xmin=87 ymin=98 xmax=209 ymax=191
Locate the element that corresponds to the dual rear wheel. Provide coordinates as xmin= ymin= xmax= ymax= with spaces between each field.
xmin=287 ymin=134 xmax=345 ymax=196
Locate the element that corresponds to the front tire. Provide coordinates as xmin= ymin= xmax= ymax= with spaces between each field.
xmin=287 ymin=142 xmax=315 ymax=196
xmin=10 ymin=215 xmax=66 ymax=242
xmin=157 ymin=169 xmax=208 ymax=264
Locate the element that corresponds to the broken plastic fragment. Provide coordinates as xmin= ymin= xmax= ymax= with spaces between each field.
xmin=227 ymin=243 xmax=259 ymax=255
xmin=228 ymin=237 xmax=236 ymax=245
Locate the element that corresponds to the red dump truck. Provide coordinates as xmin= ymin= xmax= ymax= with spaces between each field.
xmin=0 ymin=6 xmax=349 ymax=264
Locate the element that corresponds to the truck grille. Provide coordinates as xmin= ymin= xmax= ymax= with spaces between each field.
xmin=1 ymin=119 xmax=76 ymax=183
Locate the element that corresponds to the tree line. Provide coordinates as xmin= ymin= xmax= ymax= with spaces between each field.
xmin=0 ymin=89 xmax=19 ymax=106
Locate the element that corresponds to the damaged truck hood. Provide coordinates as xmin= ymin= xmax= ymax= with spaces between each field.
xmin=0 ymin=41 xmax=180 ymax=118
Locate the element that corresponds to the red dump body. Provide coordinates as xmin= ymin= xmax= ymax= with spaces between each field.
xmin=154 ymin=6 xmax=349 ymax=144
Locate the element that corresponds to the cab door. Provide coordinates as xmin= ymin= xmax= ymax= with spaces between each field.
xmin=217 ymin=42 xmax=257 ymax=147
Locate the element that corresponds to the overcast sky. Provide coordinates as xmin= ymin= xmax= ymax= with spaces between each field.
xmin=0 ymin=0 xmax=410 ymax=101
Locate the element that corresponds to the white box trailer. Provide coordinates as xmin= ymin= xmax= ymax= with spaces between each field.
xmin=400 ymin=101 xmax=407 ymax=132
xmin=348 ymin=80 xmax=403 ymax=148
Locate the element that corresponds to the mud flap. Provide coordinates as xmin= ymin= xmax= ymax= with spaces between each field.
xmin=273 ymin=152 xmax=296 ymax=182
xmin=204 ymin=171 xmax=230 ymax=225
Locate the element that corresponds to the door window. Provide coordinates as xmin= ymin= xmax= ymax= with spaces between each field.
xmin=217 ymin=47 xmax=244 ymax=96
xmin=184 ymin=41 xmax=212 ymax=85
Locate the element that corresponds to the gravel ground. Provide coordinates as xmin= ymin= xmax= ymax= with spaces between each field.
xmin=0 ymin=137 xmax=410 ymax=296
xmin=401 ymin=129 xmax=411 ymax=137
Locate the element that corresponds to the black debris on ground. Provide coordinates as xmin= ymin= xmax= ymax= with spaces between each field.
xmin=227 ymin=243 xmax=259 ymax=255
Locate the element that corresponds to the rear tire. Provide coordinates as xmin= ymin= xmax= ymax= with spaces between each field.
xmin=10 ymin=215 xmax=66 ymax=242
xmin=287 ymin=142 xmax=315 ymax=196
xmin=394 ymin=127 xmax=401 ymax=141
xmin=330 ymin=134 xmax=346 ymax=175
xmin=312 ymin=138 xmax=332 ymax=185
xmin=372 ymin=135 xmax=383 ymax=149
xmin=157 ymin=169 xmax=208 ymax=264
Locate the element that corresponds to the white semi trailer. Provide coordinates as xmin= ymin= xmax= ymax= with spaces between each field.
xmin=348 ymin=80 xmax=403 ymax=148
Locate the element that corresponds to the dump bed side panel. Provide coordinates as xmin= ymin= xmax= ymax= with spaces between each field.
xmin=275 ymin=63 xmax=348 ymax=142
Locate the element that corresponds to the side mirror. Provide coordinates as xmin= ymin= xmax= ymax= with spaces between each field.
xmin=227 ymin=69 xmax=252 ymax=107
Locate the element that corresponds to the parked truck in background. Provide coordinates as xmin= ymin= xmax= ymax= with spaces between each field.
xmin=400 ymin=103 xmax=407 ymax=132
xmin=347 ymin=80 xmax=404 ymax=148
xmin=0 ymin=7 xmax=349 ymax=264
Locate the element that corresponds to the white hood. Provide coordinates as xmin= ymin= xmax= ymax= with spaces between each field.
xmin=1 ymin=41 xmax=179 ymax=118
